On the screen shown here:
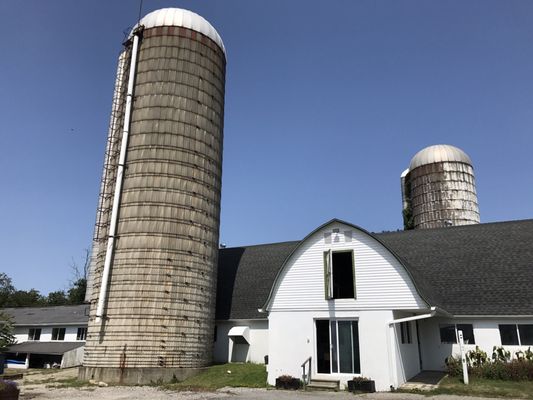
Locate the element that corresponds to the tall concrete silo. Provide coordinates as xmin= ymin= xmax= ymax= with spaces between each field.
xmin=401 ymin=144 xmax=480 ymax=230
xmin=81 ymin=8 xmax=226 ymax=384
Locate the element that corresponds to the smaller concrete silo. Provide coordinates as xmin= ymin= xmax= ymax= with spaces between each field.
xmin=401 ymin=144 xmax=480 ymax=230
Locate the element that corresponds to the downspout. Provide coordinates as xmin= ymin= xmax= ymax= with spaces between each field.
xmin=387 ymin=307 xmax=437 ymax=390
xmin=95 ymin=29 xmax=142 ymax=322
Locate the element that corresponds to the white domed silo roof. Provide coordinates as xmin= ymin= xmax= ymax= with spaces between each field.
xmin=409 ymin=144 xmax=473 ymax=170
xmin=131 ymin=8 xmax=226 ymax=55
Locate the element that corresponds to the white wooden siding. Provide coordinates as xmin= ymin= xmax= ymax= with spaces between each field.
xmin=14 ymin=326 xmax=85 ymax=343
xmin=269 ymin=221 xmax=427 ymax=311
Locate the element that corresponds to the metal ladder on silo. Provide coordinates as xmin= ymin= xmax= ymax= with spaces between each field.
xmin=94 ymin=53 xmax=130 ymax=243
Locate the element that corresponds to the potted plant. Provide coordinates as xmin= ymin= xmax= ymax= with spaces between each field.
xmin=347 ymin=376 xmax=376 ymax=393
xmin=0 ymin=379 xmax=20 ymax=400
xmin=275 ymin=374 xmax=301 ymax=390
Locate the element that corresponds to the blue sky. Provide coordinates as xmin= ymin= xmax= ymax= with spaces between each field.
xmin=1 ymin=0 xmax=532 ymax=294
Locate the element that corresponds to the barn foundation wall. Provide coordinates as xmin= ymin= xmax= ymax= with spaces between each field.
xmin=78 ymin=366 xmax=205 ymax=384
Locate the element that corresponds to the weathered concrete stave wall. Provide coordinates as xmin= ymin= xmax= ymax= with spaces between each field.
xmin=408 ymin=161 xmax=480 ymax=229
xmin=84 ymin=23 xmax=225 ymax=379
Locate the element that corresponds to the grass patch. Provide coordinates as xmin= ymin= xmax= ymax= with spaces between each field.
xmin=403 ymin=376 xmax=533 ymax=399
xmin=162 ymin=363 xmax=267 ymax=391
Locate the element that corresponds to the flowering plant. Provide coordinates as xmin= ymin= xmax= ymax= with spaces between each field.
xmin=351 ymin=376 xmax=372 ymax=382
xmin=276 ymin=374 xmax=297 ymax=383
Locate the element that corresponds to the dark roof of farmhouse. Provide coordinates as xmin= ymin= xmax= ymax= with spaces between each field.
xmin=215 ymin=219 xmax=533 ymax=319
xmin=3 ymin=304 xmax=89 ymax=326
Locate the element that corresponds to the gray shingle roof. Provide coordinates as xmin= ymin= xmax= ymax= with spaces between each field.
xmin=3 ymin=305 xmax=89 ymax=326
xmin=376 ymin=219 xmax=533 ymax=316
xmin=216 ymin=219 xmax=533 ymax=319
xmin=7 ymin=341 xmax=84 ymax=355
xmin=216 ymin=241 xmax=299 ymax=320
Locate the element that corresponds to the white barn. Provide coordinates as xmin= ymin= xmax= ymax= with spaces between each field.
xmin=213 ymin=218 xmax=533 ymax=391
xmin=3 ymin=219 xmax=532 ymax=391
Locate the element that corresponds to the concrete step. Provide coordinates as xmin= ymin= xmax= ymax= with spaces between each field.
xmin=306 ymin=379 xmax=340 ymax=391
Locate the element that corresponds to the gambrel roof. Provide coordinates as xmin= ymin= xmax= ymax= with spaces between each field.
xmin=378 ymin=219 xmax=533 ymax=316
xmin=216 ymin=241 xmax=299 ymax=320
xmin=216 ymin=219 xmax=533 ymax=319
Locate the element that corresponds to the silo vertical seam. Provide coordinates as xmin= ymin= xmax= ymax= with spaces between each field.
xmin=96 ymin=31 xmax=142 ymax=321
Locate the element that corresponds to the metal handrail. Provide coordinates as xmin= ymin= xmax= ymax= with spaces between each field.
xmin=301 ymin=356 xmax=312 ymax=387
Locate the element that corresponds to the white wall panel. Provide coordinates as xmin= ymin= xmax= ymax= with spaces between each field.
xmin=393 ymin=312 xmax=420 ymax=383
xmin=213 ymin=320 xmax=269 ymax=364
xmin=267 ymin=310 xmax=395 ymax=391
xmin=418 ymin=317 xmax=533 ymax=371
xmin=269 ymin=222 xmax=427 ymax=312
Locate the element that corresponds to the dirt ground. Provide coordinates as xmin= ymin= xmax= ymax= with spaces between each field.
xmin=13 ymin=368 xmax=500 ymax=400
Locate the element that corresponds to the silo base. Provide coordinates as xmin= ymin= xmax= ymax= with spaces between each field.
xmin=78 ymin=366 xmax=206 ymax=385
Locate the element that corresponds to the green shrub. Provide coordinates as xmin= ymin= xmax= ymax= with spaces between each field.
xmin=492 ymin=346 xmax=511 ymax=363
xmin=446 ymin=349 xmax=533 ymax=381
xmin=476 ymin=361 xmax=508 ymax=380
xmin=445 ymin=356 xmax=462 ymax=377
xmin=276 ymin=375 xmax=297 ymax=383
xmin=515 ymin=347 xmax=533 ymax=361
xmin=474 ymin=360 xmax=533 ymax=381
xmin=467 ymin=346 xmax=489 ymax=367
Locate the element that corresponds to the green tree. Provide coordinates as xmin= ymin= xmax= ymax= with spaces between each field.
xmin=0 ymin=311 xmax=16 ymax=352
xmin=8 ymin=289 xmax=45 ymax=307
xmin=402 ymin=207 xmax=414 ymax=230
xmin=46 ymin=290 xmax=68 ymax=306
xmin=66 ymin=248 xmax=89 ymax=304
xmin=67 ymin=278 xmax=87 ymax=304
xmin=0 ymin=273 xmax=15 ymax=307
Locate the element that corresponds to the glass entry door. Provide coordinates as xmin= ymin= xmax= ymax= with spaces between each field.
xmin=316 ymin=320 xmax=331 ymax=373
xmin=316 ymin=320 xmax=361 ymax=374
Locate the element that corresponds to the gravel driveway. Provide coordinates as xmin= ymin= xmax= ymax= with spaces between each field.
xmin=16 ymin=369 xmax=501 ymax=400
xmin=20 ymin=386 xmax=508 ymax=400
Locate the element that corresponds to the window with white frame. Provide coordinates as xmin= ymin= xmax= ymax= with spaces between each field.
xmin=499 ymin=324 xmax=533 ymax=346
xmin=439 ymin=323 xmax=475 ymax=344
xmin=400 ymin=322 xmax=412 ymax=344
xmin=76 ymin=327 xmax=87 ymax=341
xmin=28 ymin=328 xmax=41 ymax=341
xmin=52 ymin=327 xmax=66 ymax=341
xmin=324 ymin=250 xmax=355 ymax=299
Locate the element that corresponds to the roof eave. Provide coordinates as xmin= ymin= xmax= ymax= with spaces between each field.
xmin=451 ymin=314 xmax=533 ymax=318
xmin=14 ymin=322 xmax=87 ymax=327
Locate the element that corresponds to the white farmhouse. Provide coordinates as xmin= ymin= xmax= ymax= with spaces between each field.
xmin=214 ymin=218 xmax=533 ymax=391
xmin=3 ymin=305 xmax=89 ymax=369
